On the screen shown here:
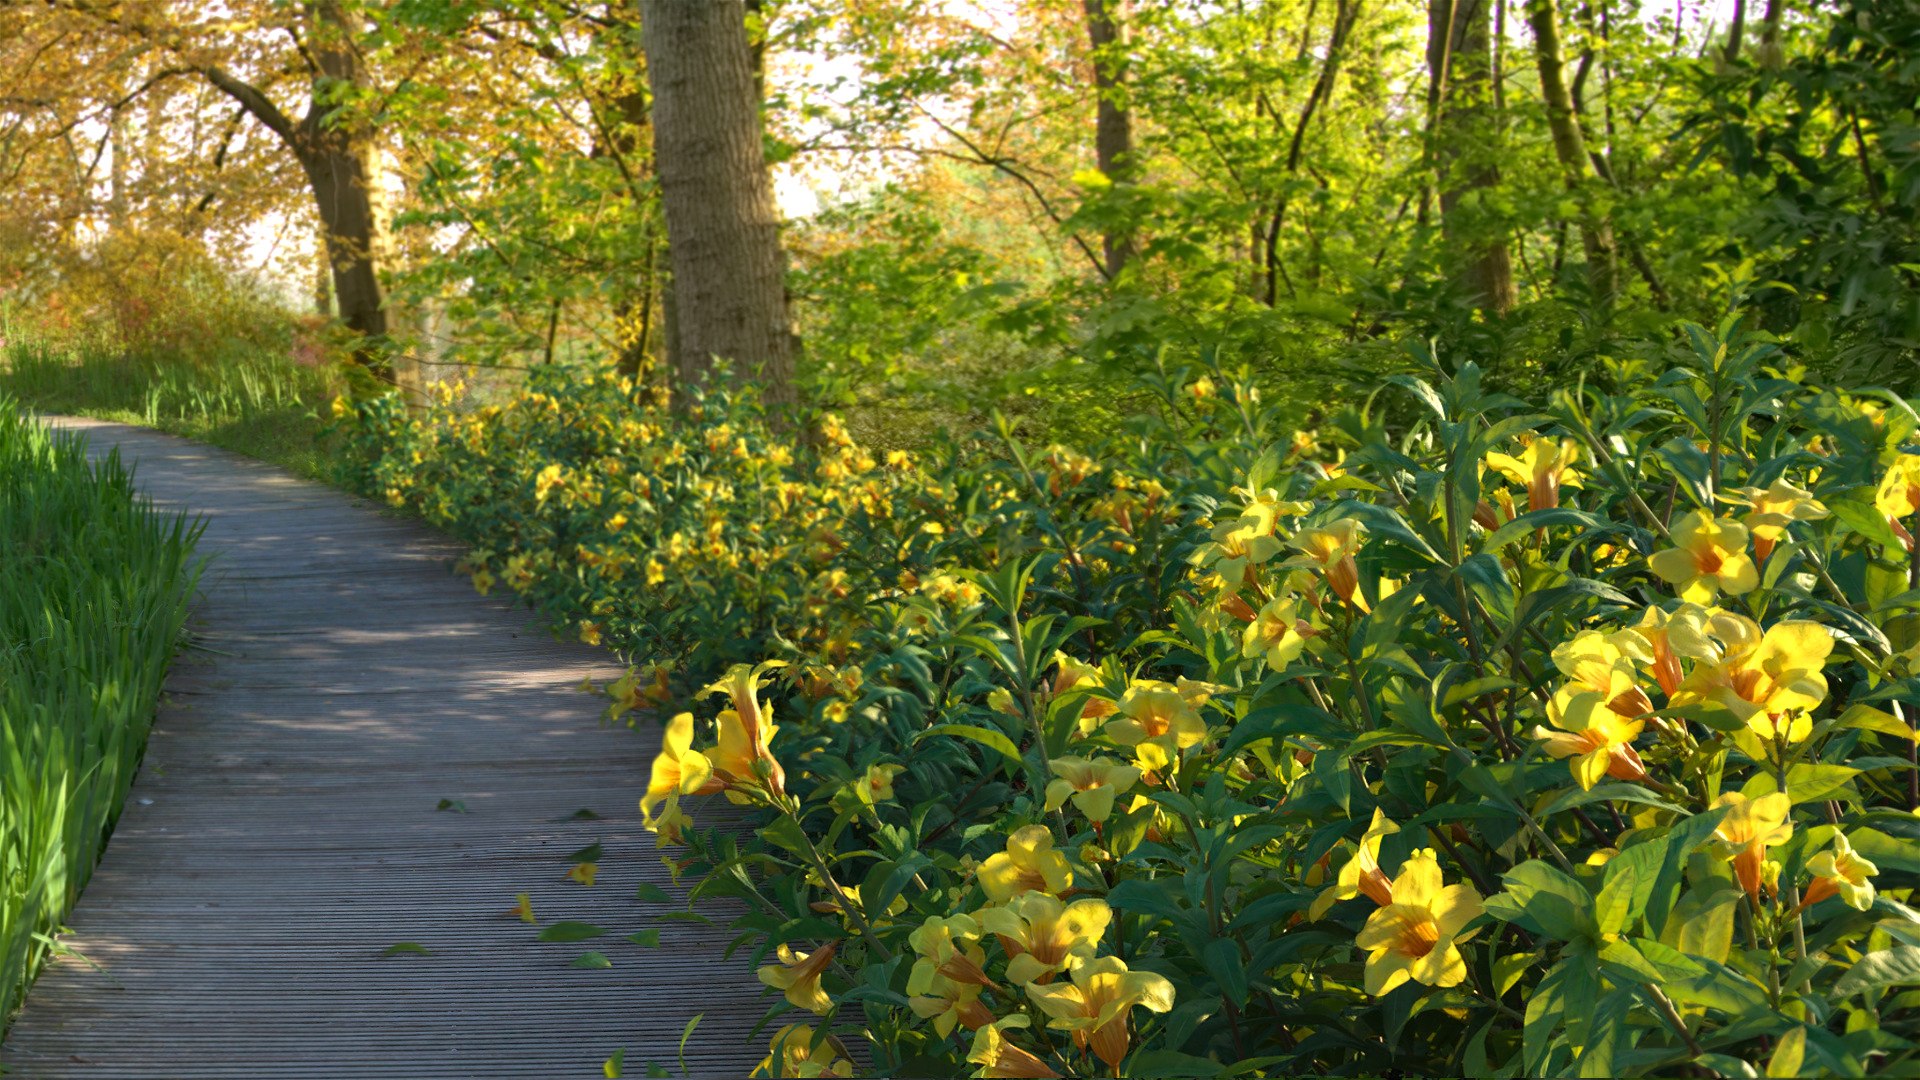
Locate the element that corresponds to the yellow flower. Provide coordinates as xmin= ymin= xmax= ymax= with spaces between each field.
xmin=578 ymin=620 xmax=603 ymax=646
xmin=1710 ymin=792 xmax=1792 ymax=897
xmin=1648 ymin=511 xmax=1759 ymax=602
xmin=756 ymin=1024 xmax=855 ymax=1079
xmin=1533 ymin=691 xmax=1648 ymax=790
xmin=1285 ymin=518 xmax=1368 ymax=610
xmin=1673 ymin=615 xmax=1832 ymax=743
xmin=606 ymin=511 xmax=628 ymax=532
xmin=1877 ymin=452 xmax=1920 ymax=519
xmin=1879 ymin=452 xmax=1920 ymax=550
xmin=756 ymin=941 xmax=837 ymax=1015
xmin=509 ymin=893 xmax=536 ymax=924
xmin=1549 ymin=630 xmax=1655 ymax=720
xmin=470 ymin=567 xmax=495 ymax=595
xmin=966 ymin=1018 xmax=1061 ymax=1078
xmin=568 ymin=862 xmax=598 ymax=886
xmin=534 ymin=463 xmax=566 ymax=504
xmin=1196 ymin=511 xmax=1283 ymax=587
xmin=1188 ymin=375 xmax=1216 ymax=399
xmin=1627 ymin=603 xmax=1719 ymax=696
xmin=1724 ymin=479 xmax=1828 ymax=562
xmin=641 ymin=712 xmax=715 ymax=824
xmin=648 ymin=794 xmax=692 ymax=847
xmin=908 ymin=971 xmax=993 ymax=1039
xmin=1485 ymin=436 xmax=1583 ymax=512
xmin=1026 ymin=955 xmax=1176 ymax=1070
xmin=700 ymin=662 xmax=787 ymax=798
xmin=1242 ymin=595 xmax=1311 ymax=668
xmin=1043 ymin=757 xmax=1141 ymax=823
xmin=1310 ymin=808 xmax=1399 ymax=920
xmin=1355 ymin=849 xmax=1483 ymax=995
xmin=861 ymin=763 xmax=905 ymax=804
xmin=979 ymin=825 xmax=1074 ymax=903
xmin=1803 ymin=832 xmax=1879 ymax=911
xmin=1103 ymin=679 xmax=1217 ymax=749
xmin=980 ymin=892 xmax=1112 ymax=987
xmin=906 ymin=915 xmax=996 ymax=1035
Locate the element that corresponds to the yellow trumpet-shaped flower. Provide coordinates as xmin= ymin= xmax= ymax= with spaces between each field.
xmin=1355 ymin=849 xmax=1483 ymax=996
xmin=1243 ymin=595 xmax=1313 ymax=669
xmin=908 ymin=914 xmax=995 ymax=992
xmin=908 ymin=971 xmax=994 ymax=1039
xmin=1485 ymin=436 xmax=1583 ymax=512
xmin=1043 ymin=757 xmax=1141 ymax=823
xmin=1803 ymin=832 xmax=1879 ymax=911
xmin=1025 ymin=955 xmax=1177 ymax=1070
xmin=1724 ymin=479 xmax=1829 ymax=562
xmin=1710 ymin=792 xmax=1792 ymax=898
xmin=641 ymin=712 xmax=715 ymax=824
xmin=861 ymin=763 xmax=906 ymax=804
xmin=1102 ymin=678 xmax=1218 ymax=749
xmin=1310 ymin=808 xmax=1399 ymax=920
xmin=757 ymin=941 xmax=838 ymax=1015
xmin=1627 ymin=604 xmax=1719 ymax=696
xmin=1648 ymin=511 xmax=1759 ymax=603
xmin=966 ymin=1018 xmax=1062 ymax=1078
xmin=1285 ymin=518 xmax=1369 ymax=611
xmin=979 ymin=825 xmax=1074 ymax=903
xmin=1878 ymin=452 xmax=1920 ymax=551
xmin=1534 ymin=691 xmax=1649 ymax=790
xmin=648 ymin=794 xmax=692 ymax=847
xmin=1673 ymin=615 xmax=1832 ymax=743
xmin=700 ymin=662 xmax=786 ymax=798
xmin=756 ymin=1024 xmax=855 ymax=1079
xmin=1549 ymin=630 xmax=1655 ymax=721
xmin=1196 ymin=511 xmax=1284 ymax=587
xmin=978 ymin=892 xmax=1112 ymax=987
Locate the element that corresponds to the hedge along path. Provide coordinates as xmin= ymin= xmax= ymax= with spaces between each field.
xmin=1 ymin=418 xmax=763 ymax=1079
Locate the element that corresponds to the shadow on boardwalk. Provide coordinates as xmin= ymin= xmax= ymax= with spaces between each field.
xmin=2 ymin=419 xmax=764 ymax=1079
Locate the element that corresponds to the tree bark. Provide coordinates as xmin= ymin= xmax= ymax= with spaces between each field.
xmin=1526 ymin=0 xmax=1619 ymax=307
xmin=200 ymin=0 xmax=390 ymax=377
xmin=641 ymin=0 xmax=796 ymax=409
xmin=1083 ymin=0 xmax=1135 ymax=277
xmin=1429 ymin=0 xmax=1516 ymax=314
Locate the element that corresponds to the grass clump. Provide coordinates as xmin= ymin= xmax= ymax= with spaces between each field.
xmin=0 ymin=403 xmax=200 ymax=1024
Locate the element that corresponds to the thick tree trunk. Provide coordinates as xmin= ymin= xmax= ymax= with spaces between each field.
xmin=1429 ymin=0 xmax=1516 ymax=315
xmin=641 ymin=0 xmax=796 ymax=409
xmin=1083 ymin=0 xmax=1135 ymax=277
xmin=1526 ymin=0 xmax=1619 ymax=307
xmin=296 ymin=133 xmax=389 ymax=366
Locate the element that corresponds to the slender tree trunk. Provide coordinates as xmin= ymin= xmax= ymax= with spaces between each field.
xmin=1430 ymin=0 xmax=1516 ymax=314
xmin=1723 ymin=0 xmax=1748 ymax=66
xmin=642 ymin=0 xmax=796 ymax=409
xmin=200 ymin=0 xmax=390 ymax=376
xmin=1526 ymin=0 xmax=1619 ymax=306
xmin=1083 ymin=0 xmax=1135 ymax=277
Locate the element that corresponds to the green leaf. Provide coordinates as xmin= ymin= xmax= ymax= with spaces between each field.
xmin=635 ymin=883 xmax=672 ymax=903
xmin=1493 ymin=860 xmax=1596 ymax=943
xmin=1834 ymin=945 xmax=1920 ymax=997
xmin=603 ymin=1049 xmax=625 ymax=1078
xmin=1848 ymin=827 xmax=1920 ymax=874
xmin=571 ymin=950 xmax=613 ymax=969
xmin=537 ymin=921 xmax=608 ymax=943
xmin=916 ymin=723 xmax=1024 ymax=774
xmin=1485 ymin=508 xmax=1613 ymax=552
xmin=435 ymin=798 xmax=468 ymax=813
xmin=380 ymin=941 xmax=431 ymax=957
xmin=1766 ymin=1027 xmax=1806 ymax=1079
xmin=626 ymin=930 xmax=661 ymax=948
xmin=679 ymin=1013 xmax=703 ymax=1077
xmin=567 ymin=842 xmax=605 ymax=863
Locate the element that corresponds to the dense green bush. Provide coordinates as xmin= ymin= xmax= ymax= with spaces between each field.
xmin=0 ymin=405 xmax=200 ymax=1024
xmin=339 ymin=318 xmax=1920 ymax=1077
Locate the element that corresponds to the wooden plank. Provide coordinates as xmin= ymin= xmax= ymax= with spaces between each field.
xmin=2 ymin=419 xmax=768 ymax=1079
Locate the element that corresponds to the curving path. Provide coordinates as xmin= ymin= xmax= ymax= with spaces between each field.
xmin=2 ymin=419 xmax=763 ymax=1079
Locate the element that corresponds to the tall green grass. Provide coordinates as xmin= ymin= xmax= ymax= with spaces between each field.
xmin=0 ymin=332 xmax=336 ymax=481
xmin=0 ymin=403 xmax=200 ymax=1024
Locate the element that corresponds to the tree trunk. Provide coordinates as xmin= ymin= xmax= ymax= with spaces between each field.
xmin=1430 ymin=0 xmax=1516 ymax=315
xmin=1083 ymin=0 xmax=1135 ymax=277
xmin=641 ymin=0 xmax=796 ymax=409
xmin=1526 ymin=0 xmax=1619 ymax=307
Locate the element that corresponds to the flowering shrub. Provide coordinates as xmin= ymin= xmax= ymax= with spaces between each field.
xmin=337 ymin=320 xmax=1920 ymax=1077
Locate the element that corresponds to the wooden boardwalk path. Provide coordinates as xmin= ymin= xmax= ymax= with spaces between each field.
xmin=2 ymin=419 xmax=764 ymax=1079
